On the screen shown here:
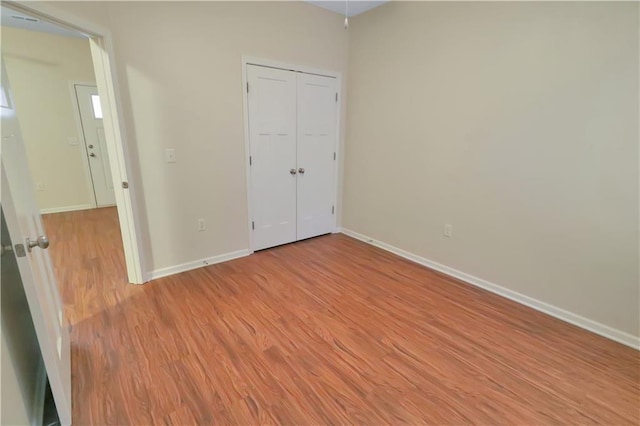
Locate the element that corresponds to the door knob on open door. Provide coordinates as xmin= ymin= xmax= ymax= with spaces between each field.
xmin=298 ymin=168 xmax=305 ymax=174
xmin=290 ymin=168 xmax=297 ymax=175
xmin=26 ymin=235 xmax=49 ymax=252
xmin=89 ymin=153 xmax=96 ymax=157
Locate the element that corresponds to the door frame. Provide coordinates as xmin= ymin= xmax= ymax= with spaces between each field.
xmin=241 ymin=56 xmax=343 ymax=253
xmin=5 ymin=1 xmax=145 ymax=283
xmin=68 ymin=81 xmax=100 ymax=209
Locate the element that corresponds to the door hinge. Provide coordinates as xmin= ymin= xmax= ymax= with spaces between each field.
xmin=249 ymin=156 xmax=252 ymax=166
xmin=0 ymin=244 xmax=12 ymax=257
xmin=247 ymin=82 xmax=249 ymax=93
xmin=332 ymin=205 xmax=335 ymax=215
xmin=333 ymin=152 xmax=336 ymax=161
xmin=252 ymin=221 xmax=255 ymax=230
xmin=122 ymin=181 xmax=129 ymax=189
xmin=335 ymin=92 xmax=338 ymax=102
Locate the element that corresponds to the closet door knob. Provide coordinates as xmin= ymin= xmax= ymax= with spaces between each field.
xmin=290 ymin=168 xmax=297 ymax=175
xmin=298 ymin=168 xmax=305 ymax=175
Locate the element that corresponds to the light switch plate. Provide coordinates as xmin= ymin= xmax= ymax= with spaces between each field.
xmin=165 ymin=148 xmax=176 ymax=163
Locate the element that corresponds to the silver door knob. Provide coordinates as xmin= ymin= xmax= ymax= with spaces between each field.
xmin=298 ymin=168 xmax=305 ymax=174
xmin=26 ymin=235 xmax=49 ymax=252
xmin=88 ymin=144 xmax=94 ymax=148
xmin=89 ymin=153 xmax=96 ymax=157
xmin=290 ymin=168 xmax=297 ymax=175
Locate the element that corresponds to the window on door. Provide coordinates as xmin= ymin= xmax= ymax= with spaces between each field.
xmin=90 ymin=94 xmax=103 ymax=119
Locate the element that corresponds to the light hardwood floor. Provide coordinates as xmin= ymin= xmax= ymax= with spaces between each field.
xmin=43 ymin=207 xmax=639 ymax=425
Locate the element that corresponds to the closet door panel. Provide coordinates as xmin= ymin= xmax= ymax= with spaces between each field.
xmin=247 ymin=65 xmax=297 ymax=250
xmin=296 ymin=73 xmax=337 ymax=240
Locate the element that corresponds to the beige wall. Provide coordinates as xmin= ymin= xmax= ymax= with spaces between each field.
xmin=344 ymin=2 xmax=639 ymax=337
xmin=34 ymin=1 xmax=349 ymax=273
xmin=2 ymin=27 xmax=97 ymax=212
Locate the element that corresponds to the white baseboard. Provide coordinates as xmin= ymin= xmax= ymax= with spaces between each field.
xmin=341 ymin=228 xmax=640 ymax=350
xmin=40 ymin=203 xmax=95 ymax=215
xmin=31 ymin=359 xmax=46 ymax=426
xmin=145 ymin=249 xmax=251 ymax=281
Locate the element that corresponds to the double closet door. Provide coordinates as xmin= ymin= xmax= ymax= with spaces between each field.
xmin=247 ymin=64 xmax=338 ymax=251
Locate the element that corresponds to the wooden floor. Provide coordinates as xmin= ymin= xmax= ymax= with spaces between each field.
xmin=43 ymin=208 xmax=639 ymax=425
xmin=44 ymin=207 xmax=143 ymax=326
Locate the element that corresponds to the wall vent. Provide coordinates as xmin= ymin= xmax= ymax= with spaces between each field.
xmin=11 ymin=15 xmax=40 ymax=23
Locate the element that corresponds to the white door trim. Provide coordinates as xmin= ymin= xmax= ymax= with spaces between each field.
xmin=68 ymin=80 xmax=99 ymax=209
xmin=241 ymin=56 xmax=343 ymax=253
xmin=6 ymin=1 xmax=145 ymax=283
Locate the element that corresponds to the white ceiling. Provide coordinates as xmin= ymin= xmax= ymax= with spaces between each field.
xmin=1 ymin=6 xmax=86 ymax=39
xmin=305 ymin=1 xmax=389 ymax=17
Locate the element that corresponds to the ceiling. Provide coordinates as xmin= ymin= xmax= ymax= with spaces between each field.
xmin=1 ymin=6 xmax=85 ymax=39
xmin=305 ymin=1 xmax=389 ymax=17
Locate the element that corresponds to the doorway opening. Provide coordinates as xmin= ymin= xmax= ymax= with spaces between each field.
xmin=1 ymin=2 xmax=143 ymax=284
xmin=2 ymin=6 xmax=132 ymax=321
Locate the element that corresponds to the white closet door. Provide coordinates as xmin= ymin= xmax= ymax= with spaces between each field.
xmin=247 ymin=65 xmax=298 ymax=250
xmin=296 ymin=73 xmax=338 ymax=240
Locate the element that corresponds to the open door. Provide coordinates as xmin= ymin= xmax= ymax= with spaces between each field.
xmin=1 ymin=61 xmax=72 ymax=424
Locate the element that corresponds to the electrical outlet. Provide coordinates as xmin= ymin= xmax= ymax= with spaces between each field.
xmin=444 ymin=224 xmax=453 ymax=238
xmin=36 ymin=182 xmax=45 ymax=191
xmin=197 ymin=218 xmax=206 ymax=231
xmin=165 ymin=148 xmax=176 ymax=163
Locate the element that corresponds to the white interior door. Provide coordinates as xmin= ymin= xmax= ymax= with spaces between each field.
xmin=296 ymin=73 xmax=338 ymax=240
xmin=247 ymin=65 xmax=298 ymax=251
xmin=1 ymin=61 xmax=72 ymax=425
xmin=74 ymin=84 xmax=116 ymax=207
